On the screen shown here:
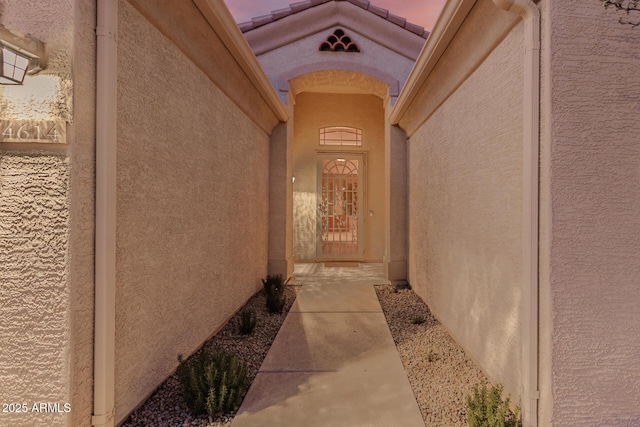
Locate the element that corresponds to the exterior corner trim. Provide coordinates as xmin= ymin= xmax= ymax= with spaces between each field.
xmin=491 ymin=1 xmax=541 ymax=426
xmin=94 ymin=0 xmax=118 ymax=426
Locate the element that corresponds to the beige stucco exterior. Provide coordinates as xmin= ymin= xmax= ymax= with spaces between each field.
xmin=113 ymin=1 xmax=277 ymax=421
xmin=0 ymin=0 xmax=96 ymax=425
xmin=393 ymin=0 xmax=640 ymax=424
xmin=2 ymin=0 xmax=639 ymax=425
xmin=543 ymin=1 xmax=640 ymax=424
xmin=404 ymin=8 xmax=524 ymax=399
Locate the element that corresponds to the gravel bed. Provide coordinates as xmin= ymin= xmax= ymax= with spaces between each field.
xmin=375 ymin=284 xmax=489 ymax=426
xmin=121 ymin=285 xmax=299 ymax=427
xmin=122 ymin=282 xmax=487 ymax=427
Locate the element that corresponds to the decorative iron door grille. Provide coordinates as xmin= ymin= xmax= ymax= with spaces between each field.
xmin=317 ymin=156 xmax=363 ymax=258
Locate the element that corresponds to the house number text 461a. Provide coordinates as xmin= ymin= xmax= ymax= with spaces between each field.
xmin=0 ymin=120 xmax=67 ymax=144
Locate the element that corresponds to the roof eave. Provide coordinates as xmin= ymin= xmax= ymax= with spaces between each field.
xmin=193 ymin=0 xmax=289 ymax=122
xmin=389 ymin=0 xmax=477 ymax=125
xmin=244 ymin=2 xmax=426 ymax=60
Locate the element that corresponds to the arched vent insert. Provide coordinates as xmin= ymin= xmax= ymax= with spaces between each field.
xmin=319 ymin=29 xmax=360 ymax=53
xmin=320 ymin=127 xmax=362 ymax=146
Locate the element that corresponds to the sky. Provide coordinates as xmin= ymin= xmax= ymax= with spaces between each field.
xmin=224 ymin=0 xmax=447 ymax=31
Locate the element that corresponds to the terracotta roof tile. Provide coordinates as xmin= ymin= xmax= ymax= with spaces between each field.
xmin=238 ymin=0 xmax=428 ymax=39
xmin=251 ymin=14 xmax=274 ymax=27
xmin=367 ymin=4 xmax=388 ymax=18
xmin=238 ymin=21 xmax=254 ymax=32
xmin=386 ymin=12 xmax=406 ymax=27
xmin=404 ymin=21 xmax=425 ymax=37
xmin=346 ymin=0 xmax=370 ymax=9
xmin=290 ymin=0 xmax=313 ymax=13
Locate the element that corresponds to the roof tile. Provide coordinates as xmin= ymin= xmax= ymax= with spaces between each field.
xmin=347 ymin=0 xmax=370 ymax=9
xmin=271 ymin=7 xmax=294 ymax=20
xmin=403 ymin=21 xmax=425 ymax=37
xmin=239 ymin=0 xmax=428 ymax=39
xmin=367 ymin=4 xmax=388 ymax=18
xmin=238 ymin=22 xmax=254 ymax=32
xmin=386 ymin=12 xmax=406 ymax=27
xmin=290 ymin=0 xmax=312 ymax=13
xmin=251 ymin=14 xmax=274 ymax=27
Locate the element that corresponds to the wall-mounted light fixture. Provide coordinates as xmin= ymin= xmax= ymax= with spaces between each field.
xmin=0 ymin=25 xmax=46 ymax=85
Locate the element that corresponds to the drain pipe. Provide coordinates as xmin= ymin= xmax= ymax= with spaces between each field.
xmin=93 ymin=0 xmax=117 ymax=426
xmin=492 ymin=1 xmax=540 ymax=426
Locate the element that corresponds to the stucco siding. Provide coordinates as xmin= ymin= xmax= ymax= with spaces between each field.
xmin=0 ymin=154 xmax=71 ymax=427
xmin=0 ymin=0 xmax=96 ymax=425
xmin=115 ymin=1 xmax=270 ymax=422
xmin=407 ymin=23 xmax=524 ymax=399
xmin=548 ymin=1 xmax=640 ymax=424
xmin=257 ymin=26 xmax=415 ymax=97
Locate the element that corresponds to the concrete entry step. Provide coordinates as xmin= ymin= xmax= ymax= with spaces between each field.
xmin=231 ymin=264 xmax=424 ymax=427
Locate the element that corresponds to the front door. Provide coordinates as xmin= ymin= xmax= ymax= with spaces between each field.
xmin=317 ymin=154 xmax=364 ymax=259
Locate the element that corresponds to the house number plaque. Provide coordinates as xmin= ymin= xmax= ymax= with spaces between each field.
xmin=0 ymin=120 xmax=67 ymax=144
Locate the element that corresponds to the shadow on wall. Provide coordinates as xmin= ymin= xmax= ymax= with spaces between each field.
xmin=450 ymin=246 xmax=521 ymax=396
xmin=293 ymin=191 xmax=316 ymax=260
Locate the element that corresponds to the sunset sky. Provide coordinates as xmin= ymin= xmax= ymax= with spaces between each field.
xmin=224 ymin=0 xmax=447 ymax=31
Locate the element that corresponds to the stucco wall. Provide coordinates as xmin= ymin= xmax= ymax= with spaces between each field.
xmin=548 ymin=1 xmax=640 ymax=424
xmin=406 ymin=20 xmax=524 ymax=400
xmin=0 ymin=0 xmax=96 ymax=425
xmin=0 ymin=154 xmax=71 ymax=427
xmin=257 ymin=25 xmax=416 ymax=100
xmin=292 ymin=91 xmax=386 ymax=262
xmin=268 ymin=121 xmax=294 ymax=279
xmin=114 ymin=1 xmax=272 ymax=422
xmin=385 ymin=123 xmax=408 ymax=283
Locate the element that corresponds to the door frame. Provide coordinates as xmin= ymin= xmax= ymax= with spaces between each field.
xmin=315 ymin=152 xmax=366 ymax=261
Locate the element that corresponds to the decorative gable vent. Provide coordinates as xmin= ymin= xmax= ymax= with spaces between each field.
xmin=319 ymin=29 xmax=360 ymax=52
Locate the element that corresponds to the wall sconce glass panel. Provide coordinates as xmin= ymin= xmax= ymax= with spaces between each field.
xmin=0 ymin=25 xmax=46 ymax=85
xmin=1 ymin=46 xmax=30 ymax=84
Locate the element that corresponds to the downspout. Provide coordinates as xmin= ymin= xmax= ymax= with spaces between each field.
xmin=93 ymin=0 xmax=117 ymax=426
xmin=492 ymin=1 xmax=540 ymax=426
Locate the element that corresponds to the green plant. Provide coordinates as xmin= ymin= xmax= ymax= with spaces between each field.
xmin=466 ymin=382 xmax=522 ymax=427
xmin=238 ymin=308 xmax=257 ymax=335
xmin=411 ymin=315 xmax=425 ymax=325
xmin=176 ymin=350 xmax=248 ymax=421
xmin=262 ymin=274 xmax=286 ymax=313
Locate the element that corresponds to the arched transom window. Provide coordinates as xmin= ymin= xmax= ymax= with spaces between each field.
xmin=319 ymin=126 xmax=362 ymax=146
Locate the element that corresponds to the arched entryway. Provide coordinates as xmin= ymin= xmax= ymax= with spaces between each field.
xmin=287 ymin=70 xmax=389 ymax=264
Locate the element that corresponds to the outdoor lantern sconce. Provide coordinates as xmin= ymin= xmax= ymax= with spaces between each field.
xmin=0 ymin=25 xmax=46 ymax=85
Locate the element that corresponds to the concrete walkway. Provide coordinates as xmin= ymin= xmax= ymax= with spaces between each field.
xmin=231 ymin=263 xmax=425 ymax=427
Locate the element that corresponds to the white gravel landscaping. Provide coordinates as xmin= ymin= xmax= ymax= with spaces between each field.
xmin=122 ymin=282 xmax=488 ymax=427
xmin=375 ymin=284 xmax=489 ymax=426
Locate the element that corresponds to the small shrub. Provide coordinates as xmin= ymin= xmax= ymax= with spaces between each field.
xmin=176 ymin=350 xmax=248 ymax=421
xmin=466 ymin=382 xmax=522 ymax=427
xmin=411 ymin=315 xmax=425 ymax=325
xmin=238 ymin=308 xmax=257 ymax=335
xmin=426 ymin=349 xmax=437 ymax=363
xmin=262 ymin=274 xmax=286 ymax=313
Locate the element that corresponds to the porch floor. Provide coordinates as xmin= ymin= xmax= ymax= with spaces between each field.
xmin=231 ymin=263 xmax=425 ymax=427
